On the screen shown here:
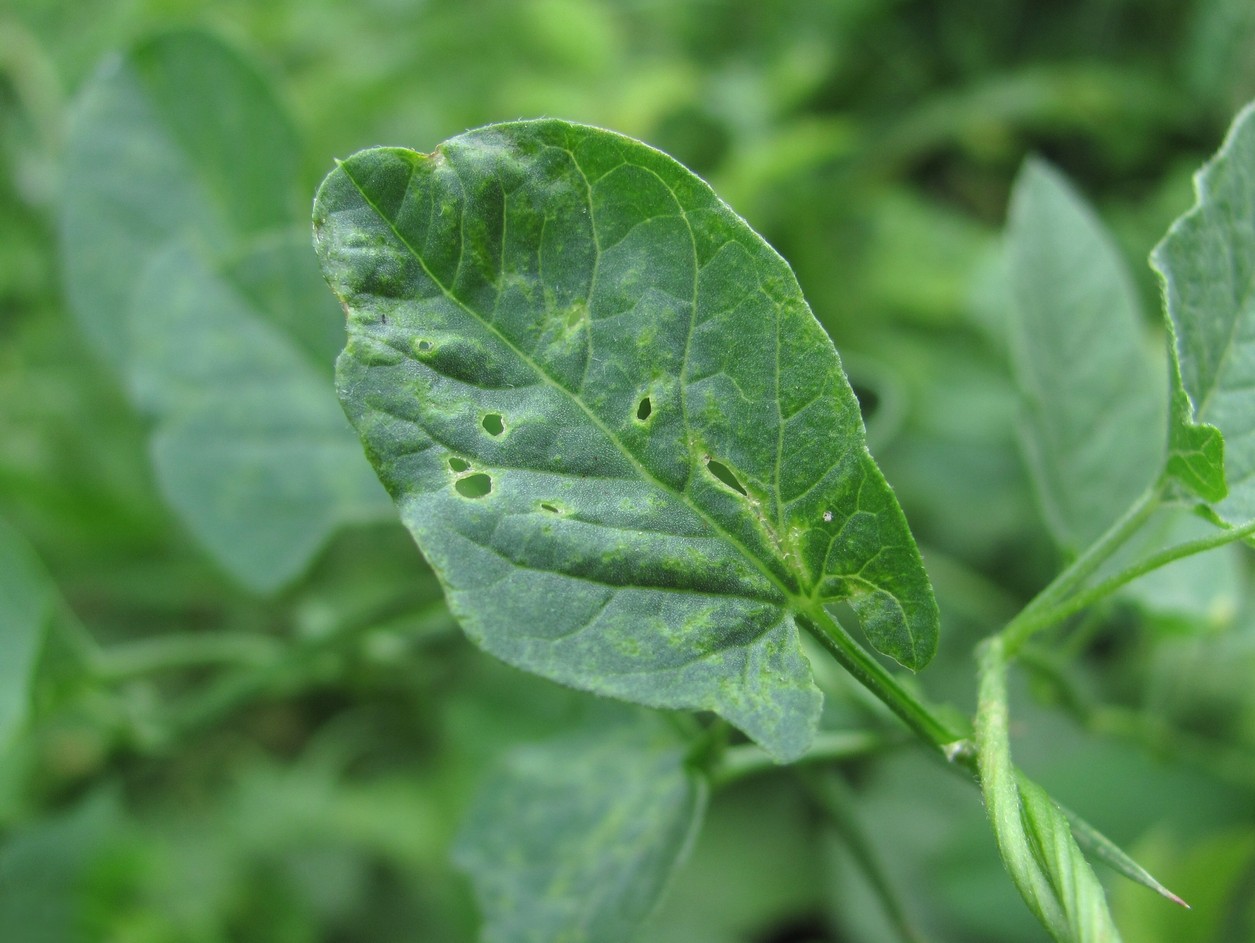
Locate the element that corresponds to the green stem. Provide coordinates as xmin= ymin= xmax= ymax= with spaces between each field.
xmin=1001 ymin=483 xmax=1162 ymax=658
xmin=711 ymin=729 xmax=905 ymax=787
xmin=1017 ymin=515 xmax=1255 ymax=645
xmin=95 ymin=632 xmax=282 ymax=681
xmin=800 ymin=606 xmax=969 ymax=765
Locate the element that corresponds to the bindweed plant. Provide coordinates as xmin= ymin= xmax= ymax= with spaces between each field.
xmin=9 ymin=21 xmax=1255 ymax=943
xmin=311 ymin=108 xmax=1255 ymax=943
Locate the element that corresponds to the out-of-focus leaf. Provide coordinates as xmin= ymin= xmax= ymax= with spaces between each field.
xmin=130 ymin=240 xmax=387 ymax=590
xmin=0 ymin=519 xmax=52 ymax=748
xmin=60 ymin=30 xmax=300 ymax=367
xmin=315 ymin=120 xmax=939 ymax=759
xmin=0 ymin=788 xmax=121 ymax=943
xmin=452 ymin=710 xmax=705 ymax=943
xmin=59 ymin=31 xmax=388 ymax=592
xmin=1006 ymin=158 xmax=1163 ymax=552
xmin=1153 ymin=102 xmax=1255 ymax=516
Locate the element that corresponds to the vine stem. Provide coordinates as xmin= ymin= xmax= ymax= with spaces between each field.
xmin=1009 ymin=513 xmax=1255 ymax=651
xmin=1000 ymin=483 xmax=1162 ymax=658
xmin=800 ymin=606 xmax=970 ymax=766
xmin=799 ymin=479 xmax=1255 ymax=773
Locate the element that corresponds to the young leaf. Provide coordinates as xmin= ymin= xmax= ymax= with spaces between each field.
xmin=0 ymin=519 xmax=53 ymax=748
xmin=976 ymin=640 xmax=1124 ymax=942
xmin=1153 ymin=102 xmax=1255 ymax=515
xmin=452 ymin=711 xmax=706 ymax=943
xmin=315 ymin=120 xmax=939 ymax=760
xmin=59 ymin=31 xmax=389 ymax=592
xmin=1006 ymin=158 xmax=1164 ymax=553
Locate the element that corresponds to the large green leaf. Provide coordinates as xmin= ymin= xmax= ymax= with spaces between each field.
xmin=0 ymin=520 xmax=52 ymax=749
xmin=314 ymin=120 xmax=939 ymax=760
xmin=452 ymin=710 xmax=705 ymax=943
xmin=1006 ymin=159 xmax=1164 ymax=552
xmin=1153 ymin=102 xmax=1255 ymax=516
xmin=59 ymin=31 xmax=388 ymax=592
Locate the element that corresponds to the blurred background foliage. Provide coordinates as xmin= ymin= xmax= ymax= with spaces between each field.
xmin=2 ymin=1 xmax=1255 ymax=940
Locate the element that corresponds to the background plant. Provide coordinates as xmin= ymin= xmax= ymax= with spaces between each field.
xmin=3 ymin=2 xmax=1255 ymax=941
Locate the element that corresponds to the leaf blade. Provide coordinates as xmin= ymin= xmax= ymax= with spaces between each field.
xmin=1006 ymin=158 xmax=1164 ymax=552
xmin=1153 ymin=102 xmax=1255 ymax=515
xmin=316 ymin=122 xmax=939 ymax=759
xmin=59 ymin=31 xmax=389 ymax=592
xmin=452 ymin=710 xmax=706 ymax=943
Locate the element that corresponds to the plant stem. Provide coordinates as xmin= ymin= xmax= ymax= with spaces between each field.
xmin=800 ymin=607 xmax=969 ymax=766
xmin=711 ymin=729 xmax=905 ymax=787
xmin=1015 ymin=515 xmax=1255 ymax=646
xmin=95 ymin=632 xmax=282 ymax=680
xmin=1000 ymin=484 xmax=1162 ymax=658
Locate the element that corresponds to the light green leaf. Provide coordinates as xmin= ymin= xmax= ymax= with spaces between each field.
xmin=0 ymin=519 xmax=52 ymax=748
xmin=59 ymin=31 xmax=388 ymax=592
xmin=314 ymin=120 xmax=939 ymax=760
xmin=1152 ymin=102 xmax=1255 ymax=514
xmin=127 ymin=239 xmax=387 ymax=591
xmin=60 ymin=30 xmax=300 ymax=368
xmin=452 ymin=711 xmax=705 ymax=943
xmin=976 ymin=640 xmax=1123 ymax=943
xmin=1006 ymin=158 xmax=1164 ymax=552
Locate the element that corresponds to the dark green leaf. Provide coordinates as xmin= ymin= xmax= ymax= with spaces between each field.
xmin=59 ymin=32 xmax=388 ymax=592
xmin=452 ymin=710 xmax=705 ymax=943
xmin=0 ymin=519 xmax=52 ymax=748
xmin=1153 ymin=102 xmax=1255 ymax=513
xmin=1006 ymin=158 xmax=1163 ymax=552
xmin=315 ymin=120 xmax=939 ymax=759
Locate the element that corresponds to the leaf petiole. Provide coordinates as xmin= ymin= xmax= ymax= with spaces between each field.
xmin=799 ymin=606 xmax=968 ymax=764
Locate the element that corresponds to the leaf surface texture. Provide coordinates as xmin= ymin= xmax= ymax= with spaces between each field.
xmin=316 ymin=120 xmax=939 ymax=759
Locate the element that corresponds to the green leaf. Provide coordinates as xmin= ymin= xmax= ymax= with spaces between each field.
xmin=60 ymin=30 xmax=300 ymax=368
xmin=0 ymin=519 xmax=52 ymax=748
xmin=976 ymin=640 xmax=1123 ymax=942
xmin=314 ymin=120 xmax=939 ymax=760
xmin=59 ymin=31 xmax=388 ymax=592
xmin=1152 ymin=102 xmax=1255 ymax=513
xmin=130 ymin=238 xmax=388 ymax=590
xmin=452 ymin=710 xmax=706 ymax=943
xmin=1006 ymin=158 xmax=1164 ymax=552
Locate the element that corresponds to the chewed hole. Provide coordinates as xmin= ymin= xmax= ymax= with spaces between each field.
xmin=482 ymin=413 xmax=505 ymax=436
xmin=540 ymin=502 xmax=561 ymax=514
xmin=416 ymin=339 xmax=433 ymax=352
xmin=706 ymin=459 xmax=747 ymax=496
xmin=448 ymin=457 xmax=471 ymax=473
xmin=455 ymin=473 xmax=492 ymax=499
xmin=636 ymin=396 xmax=652 ymax=421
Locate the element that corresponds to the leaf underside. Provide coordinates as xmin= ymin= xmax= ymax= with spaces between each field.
xmin=315 ymin=120 xmax=938 ymax=760
xmin=1153 ymin=102 xmax=1255 ymax=515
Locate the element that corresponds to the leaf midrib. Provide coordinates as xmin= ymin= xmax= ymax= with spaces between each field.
xmin=337 ymin=153 xmax=805 ymax=613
